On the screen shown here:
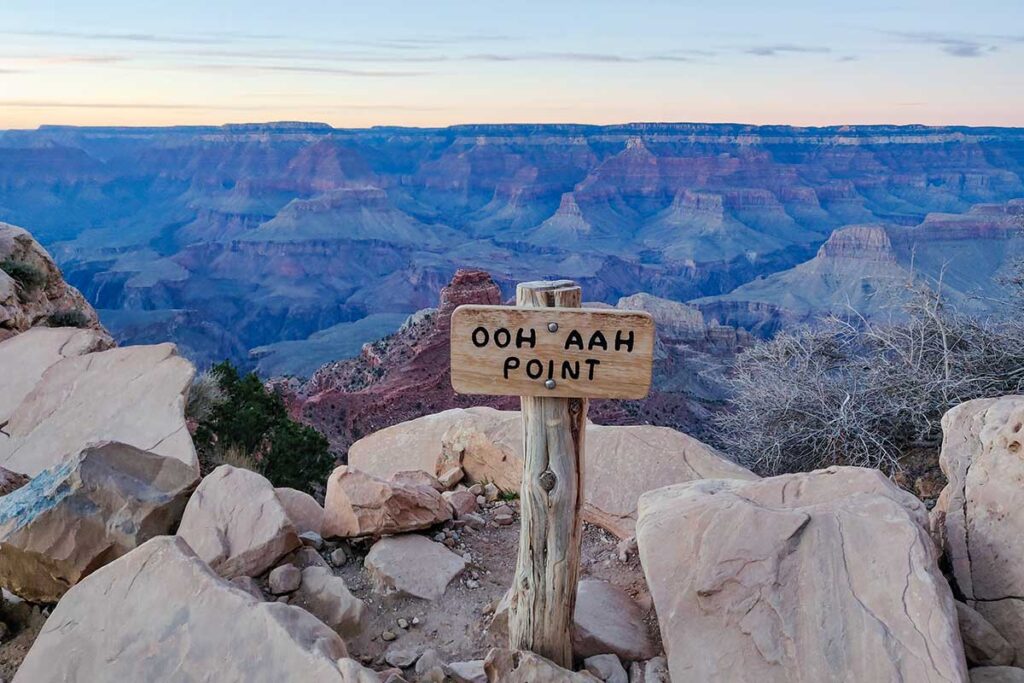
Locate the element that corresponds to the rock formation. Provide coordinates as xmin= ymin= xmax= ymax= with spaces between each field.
xmin=636 ymin=467 xmax=967 ymax=682
xmin=0 ymin=441 xmax=197 ymax=602
xmin=323 ymin=466 xmax=452 ymax=538
xmin=932 ymin=396 xmax=1024 ymax=665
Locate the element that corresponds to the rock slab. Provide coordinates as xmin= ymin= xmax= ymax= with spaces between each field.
xmin=364 ymin=534 xmax=466 ymax=601
xmin=0 ymin=441 xmax=197 ymax=602
xmin=13 ymin=536 xmax=362 ymax=682
xmin=573 ymin=579 xmax=657 ymax=661
xmin=637 ymin=466 xmax=967 ymax=683
xmin=483 ymin=648 xmax=600 ymax=682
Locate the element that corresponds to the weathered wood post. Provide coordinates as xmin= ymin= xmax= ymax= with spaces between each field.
xmin=449 ymin=279 xmax=654 ymax=667
xmin=507 ymin=280 xmax=586 ymax=667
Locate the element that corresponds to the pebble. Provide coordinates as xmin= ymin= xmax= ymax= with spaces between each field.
xmin=412 ymin=616 xmax=421 ymax=626
xmin=397 ymin=618 xmax=410 ymax=629
xmin=330 ymin=548 xmax=348 ymax=567
xmin=476 ymin=495 xmax=486 ymax=506
xmin=385 ymin=646 xmax=421 ymax=669
xmin=466 ymin=579 xmax=480 ymax=589
xmin=299 ymin=531 xmax=324 ymax=549
xmin=433 ymin=532 xmax=446 ymax=543
xmin=462 ymin=513 xmax=486 ymax=529
xmin=381 ymin=630 xmax=397 ymax=642
xmin=483 ymin=483 xmax=500 ymax=502
xmin=267 ymin=564 xmax=301 ymax=595
xmin=468 ymin=483 xmax=484 ymax=496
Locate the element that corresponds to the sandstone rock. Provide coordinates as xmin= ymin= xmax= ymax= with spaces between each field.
xmin=971 ymin=667 xmax=1024 ymax=683
xmin=443 ymin=490 xmax=478 ymax=517
xmin=584 ymin=654 xmax=628 ymax=683
xmin=584 ymin=423 xmax=757 ymax=539
xmin=0 ymin=327 xmax=112 ymax=423
xmin=643 ymin=657 xmax=670 ymax=682
xmin=350 ymin=409 xmax=757 ymax=540
xmin=416 ymin=648 xmax=446 ymax=681
xmin=385 ymin=646 xmax=421 ymax=668
xmin=438 ymin=465 xmax=464 ymax=489
xmin=0 ymin=441 xmax=197 ymax=602
xmin=0 ymin=467 xmax=28 ymax=497
xmin=447 ymin=660 xmax=487 ymax=683
xmin=275 ymin=487 xmax=325 ymax=536
xmin=282 ymin=545 xmax=331 ymax=570
xmin=364 ymin=535 xmax=466 ymax=601
xmin=337 ymin=659 xmax=384 ymax=682
xmin=391 ymin=469 xmax=445 ymax=492
xmin=269 ymin=564 xmax=302 ymax=594
xmin=636 ymin=467 xmax=966 ymax=682
xmin=932 ymin=397 xmax=1024 ymax=664
xmin=177 ymin=465 xmax=301 ymax=579
xmin=0 ymin=342 xmax=197 ymax=477
xmin=323 ymin=466 xmax=451 ymax=538
xmin=293 ymin=566 xmax=367 ymax=638
xmin=0 ymin=223 xmax=107 ymax=343
xmin=231 ymin=575 xmax=266 ymax=601
xmin=14 ymin=536 xmax=356 ymax=682
xmin=960 ymin=601 xmax=1016 ymax=666
xmin=483 ymin=648 xmax=600 ymax=682
xmin=574 ymin=579 xmax=657 ymax=661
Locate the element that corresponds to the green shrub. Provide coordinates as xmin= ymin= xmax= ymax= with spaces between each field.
xmin=193 ymin=361 xmax=334 ymax=495
xmin=1 ymin=258 xmax=47 ymax=292
xmin=46 ymin=309 xmax=90 ymax=328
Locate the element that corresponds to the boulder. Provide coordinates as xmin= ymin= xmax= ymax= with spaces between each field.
xmin=0 ymin=222 xmax=107 ymax=343
xmin=13 ymin=536 xmax=363 ymax=682
xmin=177 ymin=465 xmax=301 ymax=579
xmin=584 ymin=423 xmax=757 ymax=539
xmin=574 ymin=579 xmax=657 ymax=661
xmin=0 ymin=441 xmax=197 ymax=602
xmin=275 ymin=487 xmax=325 ymax=536
xmin=447 ymin=660 xmax=487 ymax=683
xmin=971 ymin=668 xmax=1024 ymax=683
xmin=483 ymin=648 xmax=600 ymax=682
xmin=364 ymin=534 xmax=466 ymax=601
xmin=323 ymin=466 xmax=451 ymax=538
xmin=0 ymin=327 xmax=112 ymax=423
xmin=636 ymin=467 xmax=967 ymax=682
xmin=350 ymin=409 xmax=756 ymax=539
xmin=293 ymin=566 xmax=367 ymax=638
xmin=269 ymin=564 xmax=302 ymax=594
xmin=0 ymin=342 xmax=197 ymax=477
xmin=932 ymin=397 xmax=1024 ymax=664
xmin=959 ymin=601 xmax=1016 ymax=666
xmin=443 ymin=490 xmax=479 ymax=517
xmin=583 ymin=654 xmax=628 ymax=683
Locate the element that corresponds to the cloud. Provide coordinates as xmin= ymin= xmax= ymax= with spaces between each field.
xmin=193 ymin=63 xmax=426 ymax=77
xmin=744 ymin=44 xmax=831 ymax=57
xmin=462 ymin=51 xmax=710 ymax=63
xmin=3 ymin=29 xmax=221 ymax=45
xmin=887 ymin=31 xmax=999 ymax=58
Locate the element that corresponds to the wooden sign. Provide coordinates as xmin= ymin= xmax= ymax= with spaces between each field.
xmin=450 ymin=304 xmax=655 ymax=399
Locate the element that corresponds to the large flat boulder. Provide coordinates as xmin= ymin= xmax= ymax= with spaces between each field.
xmin=323 ymin=466 xmax=451 ymax=538
xmin=0 ymin=342 xmax=197 ymax=477
xmin=348 ymin=409 xmax=756 ymax=539
xmin=0 ymin=327 xmax=112 ymax=423
xmin=585 ymin=423 xmax=757 ymax=539
xmin=177 ymin=465 xmax=300 ymax=579
xmin=933 ymin=396 xmax=1024 ymax=665
xmin=13 ymin=536 xmax=373 ymax=682
xmin=0 ymin=441 xmax=197 ymax=602
xmin=637 ymin=467 xmax=967 ymax=682
xmin=364 ymin=534 xmax=466 ymax=601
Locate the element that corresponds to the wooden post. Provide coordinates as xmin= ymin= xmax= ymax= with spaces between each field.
xmin=507 ymin=279 xmax=587 ymax=668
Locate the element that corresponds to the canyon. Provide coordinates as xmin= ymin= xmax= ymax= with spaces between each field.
xmin=0 ymin=122 xmax=1022 ymax=370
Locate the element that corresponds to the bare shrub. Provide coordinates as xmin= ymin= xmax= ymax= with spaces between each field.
xmin=185 ymin=370 xmax=227 ymax=424
xmin=714 ymin=285 xmax=1024 ymax=475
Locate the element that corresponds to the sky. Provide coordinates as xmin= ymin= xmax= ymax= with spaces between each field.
xmin=1 ymin=0 xmax=1022 ymax=129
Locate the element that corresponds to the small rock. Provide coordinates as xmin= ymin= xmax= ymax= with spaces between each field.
xmin=412 ymin=616 xmax=421 ymax=626
xmin=330 ymin=547 xmax=348 ymax=567
xmin=438 ymin=466 xmax=464 ymax=489
xmin=275 ymin=596 xmax=289 ymax=603
xmin=466 ymin=579 xmax=480 ymax=589
xmin=268 ymin=564 xmax=301 ymax=595
xmin=483 ymin=483 xmax=500 ymax=502
xmin=381 ymin=630 xmax=397 ymax=642
xmin=476 ymin=495 xmax=486 ymax=506
xmin=643 ymin=657 xmax=669 ymax=683
xmin=616 ymin=536 xmax=638 ymax=562
xmin=298 ymin=531 xmax=323 ymax=549
xmin=443 ymin=490 xmax=479 ymax=518
xmin=416 ymin=648 xmax=445 ymax=676
xmin=463 ymin=513 xmax=486 ymax=529
xmin=468 ymin=483 xmax=484 ymax=496
xmin=433 ymin=532 xmax=446 ymax=543
xmin=397 ymin=617 xmax=410 ymax=629
xmin=385 ymin=646 xmax=421 ymax=668
xmin=584 ymin=654 xmax=628 ymax=683
xmin=365 ymin=535 xmax=467 ymax=601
